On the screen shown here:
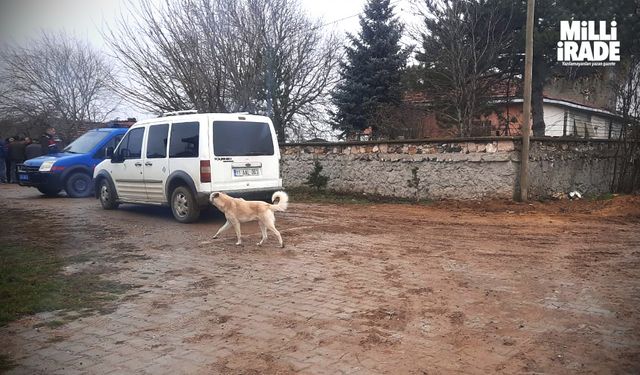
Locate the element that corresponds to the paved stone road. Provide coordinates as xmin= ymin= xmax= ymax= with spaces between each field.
xmin=1 ymin=185 xmax=639 ymax=374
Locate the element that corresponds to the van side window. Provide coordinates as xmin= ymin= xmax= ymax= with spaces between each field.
xmin=117 ymin=127 xmax=145 ymax=159
xmin=146 ymin=124 xmax=169 ymax=158
xmin=169 ymin=122 xmax=199 ymax=158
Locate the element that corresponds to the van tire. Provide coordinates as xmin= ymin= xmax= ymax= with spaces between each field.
xmin=171 ymin=186 xmax=200 ymax=223
xmin=65 ymin=172 xmax=93 ymax=198
xmin=98 ymin=179 xmax=119 ymax=210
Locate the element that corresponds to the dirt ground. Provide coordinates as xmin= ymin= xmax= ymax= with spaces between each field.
xmin=1 ymin=184 xmax=639 ymax=374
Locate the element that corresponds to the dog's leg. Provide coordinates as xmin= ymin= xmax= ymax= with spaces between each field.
xmin=213 ymin=220 xmax=232 ymax=239
xmin=230 ymin=219 xmax=242 ymax=246
xmin=257 ymin=221 xmax=268 ymax=246
xmin=264 ymin=218 xmax=284 ymax=248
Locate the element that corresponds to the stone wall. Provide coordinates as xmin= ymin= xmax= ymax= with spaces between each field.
xmin=280 ymin=138 xmax=625 ymax=200
xmin=528 ymin=139 xmax=619 ymax=198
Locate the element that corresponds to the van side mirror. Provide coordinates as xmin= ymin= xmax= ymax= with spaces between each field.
xmin=111 ymin=148 xmax=124 ymax=163
xmin=105 ymin=146 xmax=114 ymax=158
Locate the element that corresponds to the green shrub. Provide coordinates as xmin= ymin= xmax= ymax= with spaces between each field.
xmin=305 ymin=160 xmax=329 ymax=192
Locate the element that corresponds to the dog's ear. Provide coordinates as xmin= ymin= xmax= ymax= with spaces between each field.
xmin=210 ymin=192 xmax=220 ymax=201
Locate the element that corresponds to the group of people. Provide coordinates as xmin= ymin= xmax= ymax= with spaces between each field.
xmin=0 ymin=127 xmax=62 ymax=183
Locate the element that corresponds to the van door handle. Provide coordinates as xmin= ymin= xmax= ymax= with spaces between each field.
xmin=134 ymin=162 xmax=142 ymax=167
xmin=145 ymin=162 xmax=153 ymax=166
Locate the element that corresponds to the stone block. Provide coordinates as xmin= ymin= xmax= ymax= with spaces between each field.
xmin=497 ymin=140 xmax=515 ymax=152
xmin=466 ymin=142 xmax=478 ymax=153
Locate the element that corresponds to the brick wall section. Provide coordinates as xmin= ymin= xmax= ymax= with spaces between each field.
xmin=280 ymin=138 xmax=625 ymax=200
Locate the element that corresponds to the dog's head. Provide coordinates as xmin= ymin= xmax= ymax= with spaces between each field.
xmin=209 ymin=192 xmax=220 ymax=204
xmin=209 ymin=192 xmax=227 ymax=210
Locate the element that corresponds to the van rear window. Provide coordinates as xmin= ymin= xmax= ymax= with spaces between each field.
xmin=213 ymin=121 xmax=274 ymax=156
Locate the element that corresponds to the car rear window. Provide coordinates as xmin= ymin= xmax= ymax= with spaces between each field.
xmin=169 ymin=122 xmax=199 ymax=158
xmin=212 ymin=121 xmax=274 ymax=156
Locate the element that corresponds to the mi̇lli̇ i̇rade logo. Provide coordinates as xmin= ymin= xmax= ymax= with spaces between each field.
xmin=557 ymin=21 xmax=620 ymax=66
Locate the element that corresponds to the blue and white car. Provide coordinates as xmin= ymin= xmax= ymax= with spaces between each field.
xmin=18 ymin=128 xmax=127 ymax=197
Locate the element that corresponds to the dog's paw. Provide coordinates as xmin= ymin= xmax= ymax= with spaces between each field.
xmin=213 ymin=235 xmax=218 ymax=239
xmin=257 ymin=242 xmax=263 ymax=246
xmin=235 ymin=242 xmax=243 ymax=246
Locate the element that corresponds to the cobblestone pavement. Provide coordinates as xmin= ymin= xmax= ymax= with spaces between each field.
xmin=1 ymin=184 xmax=639 ymax=374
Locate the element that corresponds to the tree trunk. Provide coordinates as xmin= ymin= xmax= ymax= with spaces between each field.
xmin=274 ymin=119 xmax=286 ymax=144
xmin=531 ymin=80 xmax=546 ymax=137
xmin=531 ymin=56 xmax=546 ymax=137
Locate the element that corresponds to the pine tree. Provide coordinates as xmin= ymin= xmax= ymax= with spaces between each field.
xmin=331 ymin=0 xmax=409 ymax=138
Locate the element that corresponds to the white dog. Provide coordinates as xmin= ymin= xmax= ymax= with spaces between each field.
xmin=210 ymin=191 xmax=289 ymax=247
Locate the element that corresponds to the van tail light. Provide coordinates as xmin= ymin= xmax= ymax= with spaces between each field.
xmin=200 ymin=160 xmax=211 ymax=183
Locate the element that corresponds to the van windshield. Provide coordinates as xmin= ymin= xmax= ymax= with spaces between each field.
xmin=63 ymin=131 xmax=110 ymax=154
xmin=212 ymin=121 xmax=274 ymax=156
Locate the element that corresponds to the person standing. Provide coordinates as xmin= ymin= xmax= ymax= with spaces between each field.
xmin=40 ymin=127 xmax=60 ymax=155
xmin=8 ymin=137 xmax=27 ymax=183
xmin=25 ymin=137 xmax=43 ymax=160
xmin=0 ymin=138 xmax=7 ymax=183
xmin=4 ymin=138 xmax=13 ymax=182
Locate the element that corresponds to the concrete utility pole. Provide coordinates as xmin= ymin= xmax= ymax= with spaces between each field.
xmin=520 ymin=0 xmax=535 ymax=202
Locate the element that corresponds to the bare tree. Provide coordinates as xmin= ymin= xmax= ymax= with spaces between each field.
xmin=414 ymin=0 xmax=517 ymax=137
xmin=0 ymin=33 xmax=118 ymax=135
xmin=260 ymin=0 xmax=342 ymax=142
xmin=105 ymin=0 xmax=224 ymax=114
xmin=106 ymin=0 xmax=341 ymax=142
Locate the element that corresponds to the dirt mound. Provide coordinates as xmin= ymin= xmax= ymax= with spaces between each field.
xmin=588 ymin=195 xmax=640 ymax=218
xmin=427 ymin=194 xmax=640 ymax=218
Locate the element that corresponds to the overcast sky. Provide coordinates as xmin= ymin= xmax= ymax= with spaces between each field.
xmin=0 ymin=0 xmax=419 ymax=119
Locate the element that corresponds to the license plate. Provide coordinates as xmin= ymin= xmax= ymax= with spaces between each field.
xmin=233 ymin=168 xmax=260 ymax=177
xmin=19 ymin=174 xmax=29 ymax=181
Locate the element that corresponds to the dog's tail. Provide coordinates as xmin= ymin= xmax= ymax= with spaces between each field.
xmin=270 ymin=191 xmax=289 ymax=212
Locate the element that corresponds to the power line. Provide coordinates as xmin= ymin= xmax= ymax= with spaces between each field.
xmin=312 ymin=0 xmax=404 ymax=31
xmin=313 ymin=13 xmax=361 ymax=30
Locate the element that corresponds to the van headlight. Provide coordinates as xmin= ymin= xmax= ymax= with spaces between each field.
xmin=39 ymin=161 xmax=55 ymax=172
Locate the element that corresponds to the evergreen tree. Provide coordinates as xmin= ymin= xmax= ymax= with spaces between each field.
xmin=331 ymin=0 xmax=409 ymax=138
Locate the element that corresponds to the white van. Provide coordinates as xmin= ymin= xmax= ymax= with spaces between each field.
xmin=93 ymin=112 xmax=282 ymax=223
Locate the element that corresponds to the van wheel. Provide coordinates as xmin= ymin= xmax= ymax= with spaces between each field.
xmin=98 ymin=179 xmax=119 ymax=210
xmin=37 ymin=186 xmax=61 ymax=196
xmin=171 ymin=186 xmax=200 ymax=223
xmin=66 ymin=172 xmax=93 ymax=198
